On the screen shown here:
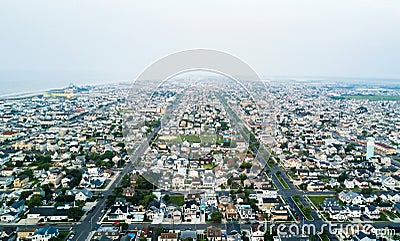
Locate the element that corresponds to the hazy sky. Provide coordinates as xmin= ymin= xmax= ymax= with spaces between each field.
xmin=1 ymin=0 xmax=400 ymax=93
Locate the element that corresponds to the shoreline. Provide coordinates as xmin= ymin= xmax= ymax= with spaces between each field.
xmin=0 ymin=80 xmax=131 ymax=99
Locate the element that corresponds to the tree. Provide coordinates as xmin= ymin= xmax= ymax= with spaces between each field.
xmin=140 ymin=194 xmax=156 ymax=207
xmin=163 ymin=194 xmax=170 ymax=203
xmin=67 ymin=207 xmax=85 ymax=221
xmin=20 ymin=191 xmax=33 ymax=201
xmin=119 ymin=222 xmax=129 ymax=231
xmin=303 ymin=206 xmax=312 ymax=217
xmin=27 ymin=195 xmax=43 ymax=208
xmin=121 ymin=174 xmax=130 ymax=188
xmin=154 ymin=225 xmax=163 ymax=236
xmin=239 ymin=174 xmax=247 ymax=181
xmin=210 ymin=212 xmax=223 ymax=222
xmin=337 ymin=172 xmax=347 ymax=183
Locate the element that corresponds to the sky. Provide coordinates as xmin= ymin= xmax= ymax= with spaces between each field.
xmin=0 ymin=0 xmax=400 ymax=94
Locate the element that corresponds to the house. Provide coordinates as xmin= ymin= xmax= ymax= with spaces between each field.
xmin=203 ymin=171 xmax=216 ymax=188
xmin=183 ymin=200 xmax=200 ymax=222
xmin=9 ymin=200 xmax=25 ymax=214
xmin=61 ymin=176 xmax=74 ymax=188
xmin=0 ymin=176 xmax=14 ymax=187
xmin=30 ymin=227 xmax=59 ymax=241
xmin=158 ymin=233 xmax=178 ymax=241
xmin=320 ymin=198 xmax=340 ymax=211
xmin=352 ymin=231 xmax=377 ymax=241
xmin=270 ymin=206 xmax=289 ymax=221
xmin=122 ymin=187 xmax=135 ymax=198
xmin=93 ymin=227 xmax=120 ymax=240
xmin=1 ymin=167 xmax=15 ymax=177
xmin=206 ymin=226 xmax=223 ymax=241
xmin=380 ymin=176 xmax=396 ymax=189
xmin=238 ymin=205 xmax=254 ymax=220
xmin=0 ymin=226 xmax=17 ymax=241
xmin=226 ymin=222 xmax=241 ymax=241
xmin=225 ymin=204 xmax=238 ymax=220
xmin=172 ymin=175 xmax=185 ymax=190
xmin=27 ymin=207 xmax=68 ymax=221
xmin=75 ymin=189 xmax=93 ymax=201
xmin=66 ymin=189 xmax=93 ymax=201
xmin=364 ymin=205 xmax=380 ymax=220
xmin=339 ymin=191 xmax=363 ymax=205
xmin=13 ymin=175 xmax=29 ymax=188
xmin=108 ymin=202 xmax=131 ymax=221
xmin=43 ymin=169 xmax=64 ymax=187
xmin=259 ymin=198 xmax=279 ymax=212
xmin=88 ymin=167 xmax=102 ymax=177
xmin=306 ymin=181 xmax=325 ymax=191
xmin=344 ymin=179 xmax=355 ymax=189
xmin=250 ymin=224 xmax=264 ymax=241
xmin=1 ymin=211 xmax=19 ymax=223
xmin=17 ymin=228 xmax=36 ymax=241
xmin=344 ymin=205 xmax=362 ymax=218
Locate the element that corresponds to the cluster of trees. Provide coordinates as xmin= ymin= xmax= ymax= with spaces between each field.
xmin=107 ymin=175 xmax=156 ymax=208
xmin=86 ymin=151 xmax=118 ymax=168
xmin=65 ymin=169 xmax=82 ymax=188
xmin=32 ymin=154 xmax=52 ymax=170
xmin=239 ymin=162 xmax=253 ymax=169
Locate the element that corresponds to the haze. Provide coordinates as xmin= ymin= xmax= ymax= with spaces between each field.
xmin=0 ymin=0 xmax=400 ymax=94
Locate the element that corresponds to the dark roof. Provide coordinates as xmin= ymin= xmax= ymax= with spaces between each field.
xmin=226 ymin=222 xmax=241 ymax=236
xmin=28 ymin=207 xmax=67 ymax=216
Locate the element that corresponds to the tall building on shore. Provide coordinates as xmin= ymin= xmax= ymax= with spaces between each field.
xmin=366 ymin=137 xmax=375 ymax=160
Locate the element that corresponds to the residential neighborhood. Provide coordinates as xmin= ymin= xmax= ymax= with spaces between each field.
xmin=0 ymin=79 xmax=400 ymax=241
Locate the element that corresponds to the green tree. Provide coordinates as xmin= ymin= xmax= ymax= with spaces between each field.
xmin=119 ymin=222 xmax=129 ymax=231
xmin=140 ymin=194 xmax=156 ymax=207
xmin=67 ymin=207 xmax=85 ymax=221
xmin=154 ymin=225 xmax=163 ymax=236
xmin=210 ymin=212 xmax=223 ymax=222
xmin=303 ymin=206 xmax=312 ymax=217
xmin=27 ymin=195 xmax=43 ymax=208
xmin=163 ymin=194 xmax=170 ymax=203
xmin=20 ymin=191 xmax=33 ymax=201
xmin=239 ymin=174 xmax=247 ymax=181
xmin=121 ymin=174 xmax=130 ymax=188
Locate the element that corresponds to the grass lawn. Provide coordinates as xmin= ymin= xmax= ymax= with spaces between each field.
xmin=276 ymin=173 xmax=290 ymax=189
xmin=180 ymin=135 xmax=201 ymax=143
xmin=166 ymin=194 xmax=185 ymax=206
xmin=158 ymin=136 xmax=181 ymax=144
xmin=292 ymin=195 xmax=313 ymax=220
xmin=203 ymin=163 xmax=218 ymax=170
xmin=216 ymin=135 xmax=224 ymax=144
xmin=307 ymin=195 xmax=338 ymax=208
xmin=380 ymin=213 xmax=390 ymax=221
xmin=386 ymin=211 xmax=400 ymax=219
xmin=267 ymin=159 xmax=275 ymax=168
xmin=200 ymin=135 xmax=216 ymax=143
xmin=87 ymin=137 xmax=97 ymax=142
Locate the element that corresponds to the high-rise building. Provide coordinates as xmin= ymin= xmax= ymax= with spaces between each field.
xmin=366 ymin=137 xmax=375 ymax=160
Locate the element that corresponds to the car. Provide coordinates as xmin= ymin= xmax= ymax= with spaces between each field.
xmin=112 ymin=222 xmax=120 ymax=226
xmin=37 ymin=223 xmax=44 ymax=226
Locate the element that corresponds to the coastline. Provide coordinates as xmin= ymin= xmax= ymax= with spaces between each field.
xmin=0 ymin=80 xmax=131 ymax=99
